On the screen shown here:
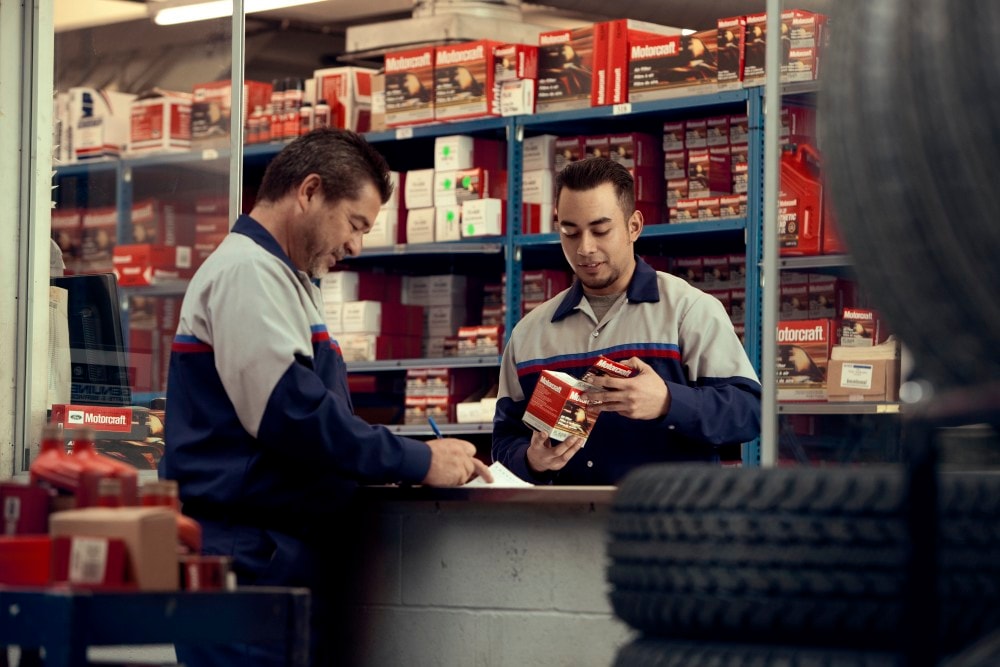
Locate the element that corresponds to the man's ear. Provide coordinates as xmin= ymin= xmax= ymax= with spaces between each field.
xmin=628 ymin=209 xmax=644 ymax=242
xmin=298 ymin=174 xmax=322 ymax=207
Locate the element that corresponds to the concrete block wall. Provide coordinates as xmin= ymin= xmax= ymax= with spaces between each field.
xmin=344 ymin=499 xmax=634 ymax=667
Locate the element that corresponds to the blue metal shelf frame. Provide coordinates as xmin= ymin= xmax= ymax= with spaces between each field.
xmin=742 ymin=87 xmax=766 ymax=468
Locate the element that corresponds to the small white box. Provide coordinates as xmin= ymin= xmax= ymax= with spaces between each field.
xmin=342 ymin=300 xmax=382 ymax=334
xmin=434 ymin=170 xmax=459 ymax=207
xmin=320 ymin=271 xmax=360 ymax=302
xmin=522 ymin=169 xmax=556 ymax=205
xmin=383 ymin=171 xmax=405 ymax=210
xmin=367 ymin=209 xmax=398 ymax=247
xmin=522 ymin=134 xmax=558 ymax=172
xmin=406 ymin=208 xmax=436 ymax=245
xmin=434 ymin=135 xmax=474 ymax=171
xmin=324 ymin=303 xmax=343 ymax=334
xmin=435 ymin=206 xmax=462 ymax=242
xmin=339 ymin=333 xmax=379 ymax=362
xmin=70 ymin=88 xmax=136 ymax=160
xmin=500 ymin=79 xmax=535 ymax=117
xmin=403 ymin=275 xmax=431 ymax=305
xmin=461 ymin=198 xmax=503 ymax=238
xmin=404 ymin=169 xmax=435 ymax=209
xmin=456 ymin=401 xmax=485 ymax=423
xmin=429 ymin=274 xmax=468 ymax=306
xmin=426 ymin=305 xmax=467 ymax=337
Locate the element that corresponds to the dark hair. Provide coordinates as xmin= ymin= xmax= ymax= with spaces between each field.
xmin=555 ymin=157 xmax=635 ymax=218
xmin=256 ymin=128 xmax=393 ymax=206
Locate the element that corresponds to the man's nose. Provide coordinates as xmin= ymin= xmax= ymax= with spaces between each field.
xmin=577 ymin=232 xmax=596 ymax=255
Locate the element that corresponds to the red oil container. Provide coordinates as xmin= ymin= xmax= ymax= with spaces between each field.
xmin=779 ymin=142 xmax=823 ymax=256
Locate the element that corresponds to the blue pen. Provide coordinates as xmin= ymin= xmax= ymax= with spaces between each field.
xmin=427 ymin=416 xmax=444 ymax=439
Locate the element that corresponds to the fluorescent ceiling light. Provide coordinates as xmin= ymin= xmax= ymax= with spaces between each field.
xmin=154 ymin=0 xmax=325 ymax=26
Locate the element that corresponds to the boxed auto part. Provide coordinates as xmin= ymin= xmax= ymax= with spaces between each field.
xmin=838 ymin=307 xmax=884 ymax=347
xmin=717 ymin=16 xmax=746 ymax=89
xmin=50 ymin=404 xmax=151 ymax=442
xmin=130 ymin=198 xmax=195 ymax=246
xmin=523 ymin=370 xmax=599 ymax=441
xmin=312 ymin=66 xmax=376 ymax=132
xmin=49 ymin=506 xmax=179 ymax=591
xmin=494 ymin=43 xmax=538 ymax=116
xmin=433 ymin=135 xmax=505 ymax=172
xmin=827 ymin=338 xmax=900 ymax=403
xmin=609 ymin=132 xmax=660 ymax=168
xmin=112 ymin=244 xmax=193 ymax=286
xmin=128 ymin=92 xmax=192 ymax=153
xmin=553 ymin=135 xmax=585 ymax=172
xmin=79 ymin=205 xmax=118 ymax=271
xmin=537 ymin=25 xmax=596 ymax=112
xmin=435 ymin=205 xmax=462 ymax=242
xmin=404 ymin=168 xmax=435 ymax=208
xmin=776 ymin=318 xmax=834 ymax=401
xmin=405 ymin=208 xmax=436 ymax=245
xmin=384 ymin=47 xmax=436 ymax=127
xmin=191 ymin=80 xmax=272 ymax=145
xmin=68 ymin=87 xmax=136 ymax=161
xmin=434 ymin=40 xmax=501 ymax=121
xmin=610 ymin=19 xmax=687 ymax=104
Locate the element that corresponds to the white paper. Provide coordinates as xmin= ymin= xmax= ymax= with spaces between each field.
xmin=464 ymin=461 xmax=533 ymax=488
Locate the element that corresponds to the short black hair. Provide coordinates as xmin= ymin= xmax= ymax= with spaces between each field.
xmin=555 ymin=157 xmax=635 ymax=219
xmin=256 ymin=128 xmax=393 ymax=206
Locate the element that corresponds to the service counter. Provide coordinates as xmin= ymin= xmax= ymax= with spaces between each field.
xmin=338 ymin=485 xmax=634 ymax=667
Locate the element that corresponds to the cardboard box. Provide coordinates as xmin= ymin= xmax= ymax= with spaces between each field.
xmin=610 ymin=19 xmax=686 ymax=104
xmin=80 ymin=206 xmax=118 ymax=269
xmin=839 ymin=308 xmax=883 ymax=347
xmin=69 ymin=88 xmax=136 ymax=161
xmin=537 ymin=26 xmax=596 ymax=112
xmin=371 ymin=71 xmax=386 ymax=132
xmin=609 ymin=133 xmax=660 ymax=168
xmin=52 ymin=535 xmax=129 ymax=588
xmin=827 ymin=340 xmax=900 ymax=403
xmin=384 ymin=47 xmax=436 ymax=127
xmin=662 ymin=121 xmax=685 ymax=150
xmin=554 ymin=136 xmax=585 ymax=172
xmin=580 ymin=356 xmax=635 ymax=384
xmin=312 ymin=66 xmax=376 ymax=132
xmin=130 ymin=198 xmax=195 ymax=246
xmin=49 ymin=507 xmax=179 ymax=591
xmin=50 ymin=404 xmax=151 ymax=441
xmin=129 ymin=94 xmax=192 ymax=153
xmin=434 ymin=40 xmax=501 ymax=121
xmin=499 ymin=79 xmax=535 ymax=116
xmin=743 ymin=13 xmax=768 ymax=86
xmin=494 ymin=43 xmax=538 ymax=115
xmin=523 ymin=370 xmax=598 ymax=441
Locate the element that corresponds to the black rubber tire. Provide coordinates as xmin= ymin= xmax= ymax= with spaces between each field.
xmin=819 ymin=0 xmax=1000 ymax=393
xmin=614 ymin=637 xmax=904 ymax=667
xmin=607 ymin=465 xmax=1000 ymax=652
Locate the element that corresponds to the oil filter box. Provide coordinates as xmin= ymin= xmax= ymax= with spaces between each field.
xmin=776 ymin=318 xmax=834 ymax=401
xmin=523 ymin=370 xmax=598 ymax=441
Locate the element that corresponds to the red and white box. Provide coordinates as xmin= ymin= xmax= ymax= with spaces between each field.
xmin=717 ymin=16 xmax=746 ymax=89
xmin=688 ymin=149 xmax=732 ymax=197
xmin=191 ymin=80 xmax=272 ymax=145
xmin=631 ymin=167 xmax=664 ymax=203
xmin=666 ymin=178 xmax=689 ymax=208
xmin=128 ymin=94 xmax=192 ymax=153
xmin=384 ymin=47 xmax=436 ymax=127
xmin=784 ymin=47 xmax=821 ymax=83
xmin=730 ymin=287 xmax=746 ymax=323
xmin=609 ymin=133 xmax=659 ymax=168
xmin=838 ymin=307 xmax=884 ymax=347
xmin=627 ymin=35 xmax=683 ymax=103
xmin=523 ymin=370 xmax=599 ymax=441
xmin=494 ymin=43 xmax=538 ymax=116
xmin=698 ymin=196 xmax=721 ymax=220
xmin=672 ymin=255 xmax=703 ymax=283
xmin=434 ymin=40 xmax=501 ymax=121
xmin=112 ymin=244 xmax=193 ymax=287
xmin=663 ymin=149 xmax=687 ymax=180
xmin=684 ymin=119 xmax=708 ymax=149
xmin=130 ymin=198 xmax=195 ymax=246
xmin=780 ymin=280 xmax=810 ymax=320
xmin=537 ymin=26 xmax=597 ymax=112
xmin=49 ymin=404 xmax=149 ymax=441
xmin=662 ymin=121 xmax=685 ymax=150
xmin=610 ymin=19 xmax=686 ymax=104
xmin=554 ymin=135 xmax=585 ymax=172
xmin=590 ymin=21 xmax=611 ymax=106
xmin=720 ymin=194 xmax=747 ymax=218
xmin=776 ymin=318 xmax=834 ymax=401
xmin=706 ymin=116 xmax=730 ymax=146
xmin=730 ymin=114 xmax=749 ymax=144
xmin=584 ymin=135 xmax=611 ymax=160
xmin=743 ymin=13 xmax=768 ymax=86
xmin=312 ymin=66 xmax=377 ymax=132
xmin=702 ymin=255 xmax=731 ymax=285
xmin=672 ymin=197 xmax=700 ymax=223
xmin=80 ymin=206 xmax=118 ymax=270
xmin=580 ymin=355 xmax=636 ymax=383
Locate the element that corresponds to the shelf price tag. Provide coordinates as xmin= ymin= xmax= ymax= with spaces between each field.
xmin=201 ymin=149 xmax=220 ymax=161
xmin=395 ymin=127 xmax=414 ymax=140
xmin=612 ymin=103 xmax=632 ymax=116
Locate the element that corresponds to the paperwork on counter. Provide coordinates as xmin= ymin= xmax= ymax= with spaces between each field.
xmin=464 ymin=461 xmax=533 ymax=488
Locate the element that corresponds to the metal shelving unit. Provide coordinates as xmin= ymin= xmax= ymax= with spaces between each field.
xmin=779 ymin=254 xmax=852 ymax=270
xmin=348 ymin=356 xmax=500 ymax=372
xmin=779 ymin=402 xmax=902 ymax=415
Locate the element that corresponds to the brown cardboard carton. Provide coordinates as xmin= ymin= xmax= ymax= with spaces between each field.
xmin=826 ymin=339 xmax=900 ymax=402
xmin=49 ymin=506 xmax=179 ymax=591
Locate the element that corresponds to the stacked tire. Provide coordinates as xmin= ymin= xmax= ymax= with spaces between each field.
xmin=606 ymin=464 xmax=1000 ymax=666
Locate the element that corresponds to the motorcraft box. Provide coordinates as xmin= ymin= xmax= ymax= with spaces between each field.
xmin=609 ymin=19 xmax=687 ymax=104
xmin=717 ymin=16 xmax=746 ymax=89
xmin=191 ymin=80 xmax=272 ymax=145
xmin=580 ymin=355 xmax=636 ymax=383
xmin=112 ymin=244 xmax=193 ymax=286
xmin=312 ymin=66 xmax=376 ymax=132
xmin=536 ymin=26 xmax=596 ymax=112
xmin=384 ymin=47 xmax=436 ymax=127
xmin=838 ymin=307 xmax=883 ymax=347
xmin=50 ymin=404 xmax=151 ymax=441
xmin=434 ymin=40 xmax=501 ymax=121
xmin=128 ymin=93 xmax=192 ymax=153
xmin=523 ymin=370 xmax=599 ymax=441
xmin=776 ymin=318 xmax=834 ymax=401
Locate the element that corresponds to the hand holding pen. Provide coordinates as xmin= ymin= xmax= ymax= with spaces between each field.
xmin=421 ymin=416 xmax=493 ymax=485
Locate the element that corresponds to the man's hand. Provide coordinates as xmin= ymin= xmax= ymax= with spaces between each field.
xmin=581 ymin=357 xmax=671 ymax=420
xmin=423 ymin=438 xmax=494 ymax=486
xmin=526 ymin=429 xmax=585 ymax=474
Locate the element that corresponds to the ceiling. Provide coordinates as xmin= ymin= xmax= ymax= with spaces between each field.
xmin=56 ymin=0 xmax=832 ymax=33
